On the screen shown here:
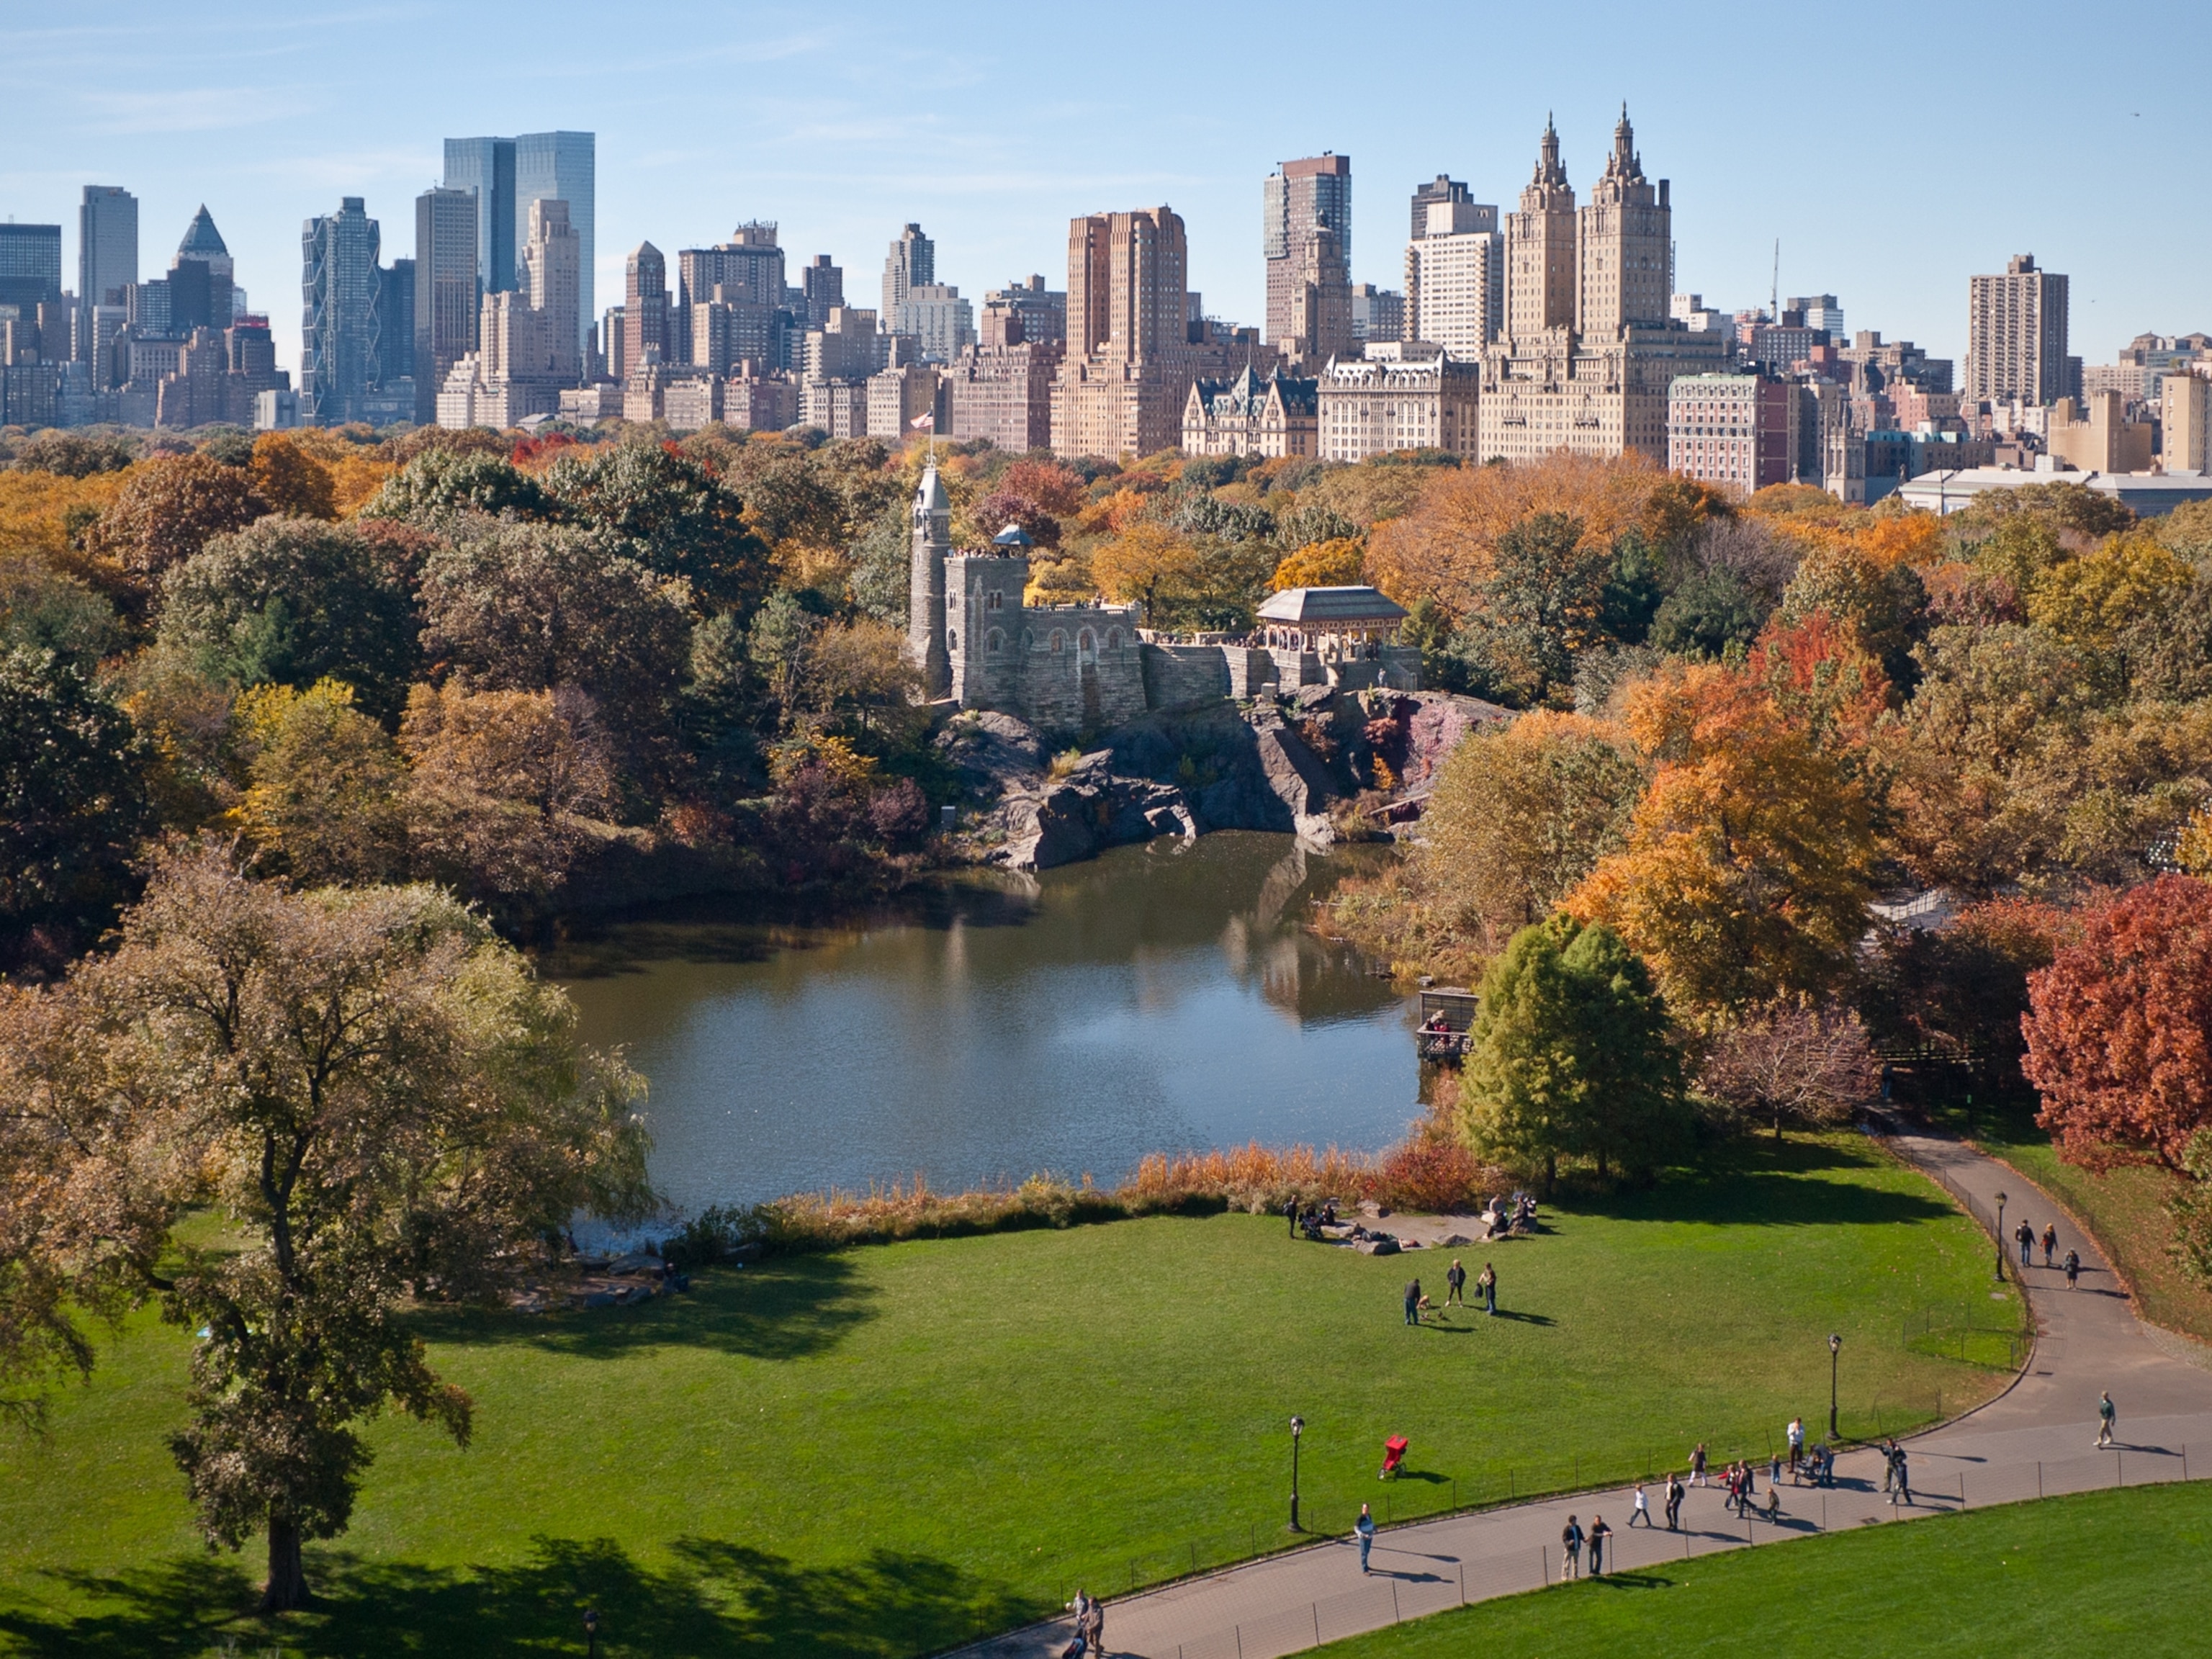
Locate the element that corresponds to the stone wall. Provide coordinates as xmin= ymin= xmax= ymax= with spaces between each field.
xmin=1140 ymin=642 xmax=1232 ymax=711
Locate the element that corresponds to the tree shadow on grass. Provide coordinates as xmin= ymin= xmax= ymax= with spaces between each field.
xmin=407 ymin=1253 xmax=881 ymax=1364
xmin=1 ymin=1534 xmax=1033 ymax=1659
xmin=1563 ymin=1137 xmax=1959 ymax=1229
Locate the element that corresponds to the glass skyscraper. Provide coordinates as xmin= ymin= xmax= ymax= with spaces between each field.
xmin=444 ymin=130 xmax=594 ymax=358
xmin=0 ymin=223 xmax=63 ymax=313
xmin=301 ymin=197 xmax=380 ymax=425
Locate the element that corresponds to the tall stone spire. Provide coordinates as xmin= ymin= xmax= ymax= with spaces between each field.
xmin=1534 ymin=114 xmax=1568 ymax=188
xmin=907 ymin=463 xmax=952 ymax=698
xmin=1606 ymin=103 xmax=1642 ymax=182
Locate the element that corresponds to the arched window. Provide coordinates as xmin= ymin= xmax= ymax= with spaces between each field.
xmin=1050 ymin=630 xmax=1066 ymax=653
xmin=947 ymin=628 xmax=958 ymax=651
xmin=1022 ymin=629 xmax=1034 ymax=649
xmin=1077 ymin=628 xmax=1096 ymax=659
xmin=1106 ymin=627 xmax=1120 ymax=649
xmin=987 ymin=628 xmax=1004 ymax=654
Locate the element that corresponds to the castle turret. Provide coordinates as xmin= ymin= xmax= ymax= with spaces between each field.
xmin=907 ymin=463 xmax=951 ymax=697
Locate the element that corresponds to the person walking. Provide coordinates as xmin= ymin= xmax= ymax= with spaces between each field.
xmin=2065 ymin=1249 xmax=2081 ymax=1290
xmin=1892 ymin=1444 xmax=1912 ymax=1507
xmin=1064 ymin=1592 xmax=1092 ymax=1659
xmin=1630 ymin=1482 xmax=1652 ymax=1527
xmin=1478 ymin=1262 xmax=1497 ymax=1316
xmin=1768 ymin=1450 xmax=1782 ymax=1493
xmin=1286 ymin=1195 xmax=1300 ymax=1238
xmin=2016 ymin=1218 xmax=2035 ymax=1267
xmin=1560 ymin=1516 xmax=1583 ymax=1580
xmin=1588 ymin=1514 xmax=1611 ymax=1576
xmin=1881 ymin=1439 xmax=1896 ymax=1495
xmin=1786 ymin=1416 xmax=1804 ymax=1470
xmin=1079 ymin=1593 xmax=1105 ymax=1658
xmin=1445 ymin=1257 xmax=1467 ymax=1308
xmin=2042 ymin=1223 xmax=2058 ymax=1267
xmin=1664 ymin=1473 xmax=1683 ymax=1531
xmin=2096 ymin=1390 xmax=2118 ymax=1448
xmin=1354 ymin=1503 xmax=1376 ymax=1574
xmin=1690 ymin=1442 xmax=1708 ymax=1485
xmin=1403 ymin=1277 xmax=1423 ymax=1327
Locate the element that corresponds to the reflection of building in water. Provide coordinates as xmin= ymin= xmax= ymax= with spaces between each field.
xmin=1227 ymin=841 xmax=1409 ymax=1027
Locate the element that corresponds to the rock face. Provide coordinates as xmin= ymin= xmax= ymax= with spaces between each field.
xmin=942 ymin=690 xmax=1514 ymax=873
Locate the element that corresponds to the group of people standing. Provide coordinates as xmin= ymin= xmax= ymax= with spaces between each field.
xmin=1405 ymin=1259 xmax=1497 ymax=1324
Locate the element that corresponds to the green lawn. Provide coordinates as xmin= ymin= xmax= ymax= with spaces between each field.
xmin=0 ymin=1136 xmax=2019 ymax=1657
xmin=1313 ymin=1481 xmax=2212 ymax=1655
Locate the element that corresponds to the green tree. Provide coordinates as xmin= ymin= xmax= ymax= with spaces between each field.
xmin=0 ymin=647 xmax=149 ymax=961
xmin=0 ymin=555 xmax=121 ymax=665
xmin=1460 ymin=914 xmax=1687 ymax=1187
xmin=233 ymin=680 xmax=409 ymax=885
xmin=544 ymin=439 xmax=773 ymax=616
xmin=1651 ymin=565 xmax=1765 ymax=658
xmin=0 ymin=845 xmax=652 ymax=1609
xmin=359 ymin=447 xmax=549 ymax=529
xmin=1457 ymin=511 xmax=1615 ymax=706
xmin=156 ymin=518 xmax=421 ymax=721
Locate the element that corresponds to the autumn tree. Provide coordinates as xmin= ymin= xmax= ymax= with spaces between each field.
xmin=82 ymin=452 xmax=269 ymax=587
xmin=1697 ymin=1002 xmax=1879 ymax=1141
xmin=233 ymin=680 xmax=409 ymax=885
xmin=1460 ymin=914 xmax=1687 ymax=1187
xmin=157 ymin=517 xmax=421 ymax=721
xmin=1454 ymin=511 xmax=1617 ymax=706
xmin=248 ymin=433 xmax=338 ymax=520
xmin=398 ymin=683 xmax=616 ymax=904
xmin=0 ymin=846 xmax=652 ymax=1609
xmin=1270 ymin=536 xmax=1366 ymax=592
xmin=1416 ymin=710 xmax=1645 ymax=953
xmin=1092 ymin=522 xmax=1204 ymax=622
xmin=543 ymin=439 xmax=773 ymax=616
xmin=2021 ymin=877 xmax=2212 ymax=1175
xmin=360 ymin=446 xmax=549 ymax=529
xmin=1774 ymin=541 xmax=1928 ymax=691
xmin=1564 ymin=663 xmax=1877 ymax=1020
xmin=1859 ymin=897 xmax=2084 ymax=1094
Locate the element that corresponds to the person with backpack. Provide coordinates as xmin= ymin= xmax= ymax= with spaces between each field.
xmin=1560 ymin=1515 xmax=1584 ymax=1579
xmin=1354 ymin=1503 xmax=1377 ymax=1573
xmin=2015 ymin=1218 xmax=2035 ymax=1267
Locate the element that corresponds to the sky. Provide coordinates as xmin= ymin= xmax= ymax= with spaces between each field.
xmin=3 ymin=0 xmax=2205 ymax=382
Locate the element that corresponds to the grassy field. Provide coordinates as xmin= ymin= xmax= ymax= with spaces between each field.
xmin=1311 ymin=1481 xmax=2212 ymax=1655
xmin=0 ymin=1136 xmax=2018 ymax=1658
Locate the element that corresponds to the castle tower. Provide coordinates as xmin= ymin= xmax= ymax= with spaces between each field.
xmin=1577 ymin=104 xmax=1671 ymax=341
xmin=1505 ymin=115 xmax=1578 ymax=346
xmin=907 ymin=463 xmax=951 ymax=698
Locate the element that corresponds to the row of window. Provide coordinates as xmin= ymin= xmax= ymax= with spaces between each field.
xmin=948 ymin=625 xmax=1124 ymax=656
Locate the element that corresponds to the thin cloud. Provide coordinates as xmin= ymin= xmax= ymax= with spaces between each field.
xmin=78 ymin=86 xmax=311 ymax=135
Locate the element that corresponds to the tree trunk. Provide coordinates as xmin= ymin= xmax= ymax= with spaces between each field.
xmin=261 ymin=1515 xmax=310 ymax=1612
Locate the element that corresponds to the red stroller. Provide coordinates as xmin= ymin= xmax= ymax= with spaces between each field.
xmin=1380 ymin=1435 xmax=1409 ymax=1480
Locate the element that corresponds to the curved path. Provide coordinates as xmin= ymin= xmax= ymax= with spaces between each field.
xmin=950 ymin=1130 xmax=2212 ymax=1659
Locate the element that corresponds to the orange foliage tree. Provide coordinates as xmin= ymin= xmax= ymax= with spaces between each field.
xmin=1563 ymin=662 xmax=1876 ymax=1018
xmin=2023 ymin=876 xmax=2212 ymax=1173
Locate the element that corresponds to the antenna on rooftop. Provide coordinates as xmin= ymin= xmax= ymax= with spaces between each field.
xmin=1771 ymin=239 xmax=1780 ymax=321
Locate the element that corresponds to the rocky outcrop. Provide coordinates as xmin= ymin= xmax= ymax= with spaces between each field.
xmin=943 ymin=690 xmax=1514 ymax=872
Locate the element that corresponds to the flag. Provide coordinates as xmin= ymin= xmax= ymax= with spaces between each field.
xmin=910 ymin=412 xmax=935 ymax=430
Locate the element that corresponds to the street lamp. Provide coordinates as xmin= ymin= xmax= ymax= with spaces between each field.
xmin=583 ymin=1608 xmax=600 ymax=1659
xmin=1995 ymin=1190 xmax=2009 ymax=1282
xmin=1828 ymin=1334 xmax=1842 ymax=1441
xmin=1289 ymin=1416 xmax=1305 ymax=1532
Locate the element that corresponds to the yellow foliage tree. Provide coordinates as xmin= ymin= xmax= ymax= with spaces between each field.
xmin=2027 ymin=531 xmax=2195 ymax=657
xmin=1269 ymin=536 xmax=1366 ymax=591
xmin=1092 ymin=522 xmax=1204 ymax=621
xmin=232 ymin=680 xmax=408 ymax=884
xmin=1563 ymin=663 xmax=1877 ymax=1020
xmin=248 ymin=433 xmax=338 ymax=519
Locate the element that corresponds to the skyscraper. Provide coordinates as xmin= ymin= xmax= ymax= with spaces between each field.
xmin=882 ymin=224 xmax=934 ymax=325
xmin=1263 ymin=154 xmax=1352 ymax=365
xmin=377 ymin=259 xmax=415 ymax=392
xmin=624 ymin=242 xmax=668 ymax=372
xmin=678 ymin=223 xmax=786 ymax=369
xmin=1506 ymin=116 xmax=1577 ymax=341
xmin=1575 ymin=107 xmax=1671 ymax=339
xmin=516 ymin=132 xmax=595 ymax=356
xmin=801 ymin=255 xmax=844 ymax=328
xmin=170 ymin=207 xmax=235 ymax=333
xmin=446 ymin=131 xmax=595 ymax=354
xmin=1409 ymin=176 xmax=1473 ymax=242
xmin=301 ymin=197 xmax=380 ymax=425
xmin=413 ymin=186 xmax=478 ymax=423
xmin=520 ymin=199 xmax=580 ymax=384
xmin=0 ymin=224 xmax=63 ymax=313
xmin=78 ymin=186 xmax=137 ymax=310
xmin=1403 ymin=198 xmax=1500 ymax=357
xmin=1966 ymin=254 xmax=2071 ymax=407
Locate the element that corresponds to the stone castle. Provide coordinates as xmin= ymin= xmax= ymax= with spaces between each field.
xmin=905 ymin=463 xmax=1419 ymax=732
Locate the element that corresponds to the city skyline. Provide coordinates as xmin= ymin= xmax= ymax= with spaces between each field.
xmin=3 ymin=0 xmax=2200 ymax=385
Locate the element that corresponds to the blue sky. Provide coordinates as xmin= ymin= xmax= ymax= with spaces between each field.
xmin=3 ymin=1 xmax=2203 ymax=380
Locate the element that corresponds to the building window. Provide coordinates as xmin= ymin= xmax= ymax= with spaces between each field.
xmin=948 ymin=629 xmax=958 ymax=651
xmin=1106 ymin=627 xmax=1120 ymax=649
xmin=1051 ymin=630 xmax=1066 ymax=652
xmin=988 ymin=628 xmax=1004 ymax=654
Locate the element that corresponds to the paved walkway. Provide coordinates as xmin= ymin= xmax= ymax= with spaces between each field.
xmin=948 ymin=1130 xmax=2212 ymax=1659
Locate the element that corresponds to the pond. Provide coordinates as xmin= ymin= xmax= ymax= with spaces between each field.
xmin=548 ymin=833 xmax=1422 ymax=1215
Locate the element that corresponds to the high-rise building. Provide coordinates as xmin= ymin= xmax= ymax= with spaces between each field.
xmin=413 ymin=187 xmax=478 ymax=423
xmin=679 ymin=223 xmax=787 ymax=371
xmin=1966 ymin=254 xmax=2071 ymax=407
xmin=1477 ymin=110 xmax=1728 ymax=465
xmin=1788 ymin=295 xmax=1845 ymax=336
xmin=881 ymin=224 xmax=934 ymax=325
xmin=1403 ymin=198 xmax=1501 ymax=358
xmin=78 ymin=186 xmax=137 ymax=320
xmin=301 ymin=197 xmax=380 ymax=426
xmin=377 ymin=258 xmax=415 ymax=391
xmin=446 ymin=198 xmax=583 ymax=428
xmin=2164 ymin=372 xmax=2211 ymax=475
xmin=1667 ymin=372 xmax=1798 ymax=494
xmin=800 ymin=256 xmax=844 ymax=328
xmin=1318 ymin=343 xmax=1480 ymax=462
xmin=0 ymin=224 xmax=64 ymax=313
xmin=984 ymin=275 xmax=1066 ymax=347
xmin=895 ymin=284 xmax=974 ymax=362
xmin=516 ymin=131 xmax=595 ymax=356
xmin=1263 ymin=154 xmax=1353 ymax=365
xmin=169 ymin=206 xmax=235 ymax=333
xmin=1409 ymin=175 xmax=1474 ymax=242
xmin=624 ymin=242 xmax=669 ymax=372
xmin=446 ymin=132 xmax=595 ymax=352
xmin=1350 ymin=284 xmax=1404 ymax=350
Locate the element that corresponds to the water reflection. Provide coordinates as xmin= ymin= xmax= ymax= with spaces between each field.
xmin=549 ymin=833 xmax=1420 ymax=1213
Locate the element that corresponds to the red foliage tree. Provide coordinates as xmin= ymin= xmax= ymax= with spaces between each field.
xmin=2023 ymin=876 xmax=2212 ymax=1171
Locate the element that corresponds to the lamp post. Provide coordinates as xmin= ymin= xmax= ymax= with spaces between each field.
xmin=583 ymin=1608 xmax=600 ymax=1659
xmin=1995 ymin=1190 xmax=2009 ymax=1282
xmin=1289 ymin=1416 xmax=1305 ymax=1532
xmin=1828 ymin=1334 xmax=1842 ymax=1441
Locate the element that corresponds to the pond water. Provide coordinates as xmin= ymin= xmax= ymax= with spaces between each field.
xmin=547 ymin=833 xmax=1422 ymax=1215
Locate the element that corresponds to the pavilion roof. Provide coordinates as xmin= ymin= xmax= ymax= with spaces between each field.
xmin=1254 ymin=585 xmax=1409 ymax=626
